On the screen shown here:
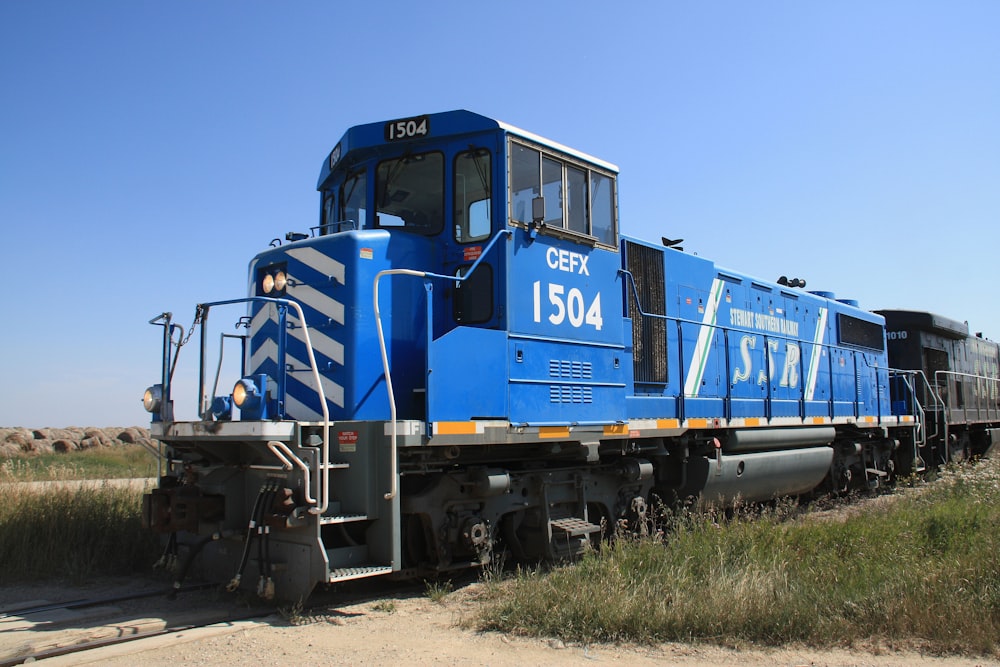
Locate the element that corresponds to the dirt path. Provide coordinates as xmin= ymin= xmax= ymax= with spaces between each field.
xmin=5 ymin=579 xmax=997 ymax=667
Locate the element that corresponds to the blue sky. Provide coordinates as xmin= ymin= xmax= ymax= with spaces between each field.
xmin=1 ymin=1 xmax=998 ymax=427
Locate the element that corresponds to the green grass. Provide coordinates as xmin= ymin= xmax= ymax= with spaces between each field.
xmin=425 ymin=579 xmax=454 ymax=603
xmin=0 ymin=482 xmax=161 ymax=584
xmin=0 ymin=444 xmax=159 ymax=482
xmin=371 ymin=599 xmax=397 ymax=614
xmin=474 ymin=459 xmax=1000 ymax=656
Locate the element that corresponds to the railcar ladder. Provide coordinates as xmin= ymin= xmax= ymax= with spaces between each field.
xmin=898 ymin=371 xmax=937 ymax=473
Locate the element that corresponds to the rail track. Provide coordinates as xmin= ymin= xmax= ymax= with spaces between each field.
xmin=0 ymin=574 xmax=460 ymax=666
xmin=0 ymin=584 xmax=274 ymax=667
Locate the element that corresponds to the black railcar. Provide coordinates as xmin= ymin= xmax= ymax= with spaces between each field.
xmin=878 ymin=309 xmax=1000 ymax=466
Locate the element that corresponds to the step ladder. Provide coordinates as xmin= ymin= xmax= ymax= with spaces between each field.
xmin=548 ymin=513 xmax=601 ymax=559
xmin=328 ymin=564 xmax=393 ymax=583
xmin=319 ymin=459 xmax=394 ymax=584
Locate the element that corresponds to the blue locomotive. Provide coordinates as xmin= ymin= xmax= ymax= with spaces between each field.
xmin=141 ymin=111 xmax=988 ymax=601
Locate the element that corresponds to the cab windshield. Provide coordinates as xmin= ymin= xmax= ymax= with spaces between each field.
xmin=376 ymin=151 xmax=444 ymax=235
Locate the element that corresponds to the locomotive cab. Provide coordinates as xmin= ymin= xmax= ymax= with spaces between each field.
xmin=213 ymin=111 xmax=628 ymax=426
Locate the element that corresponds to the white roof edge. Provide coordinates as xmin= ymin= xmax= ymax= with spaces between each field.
xmin=497 ymin=120 xmax=619 ymax=173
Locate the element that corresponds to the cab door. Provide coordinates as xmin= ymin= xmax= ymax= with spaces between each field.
xmin=436 ymin=137 xmax=505 ymax=337
xmin=424 ymin=136 xmax=510 ymax=423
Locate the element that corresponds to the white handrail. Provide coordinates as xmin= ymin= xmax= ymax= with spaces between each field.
xmin=373 ymin=269 xmax=426 ymax=501
xmin=370 ymin=230 xmax=511 ymax=501
xmin=267 ymin=441 xmax=295 ymax=470
xmin=178 ymin=296 xmax=331 ymax=513
xmin=284 ymin=300 xmax=330 ymax=515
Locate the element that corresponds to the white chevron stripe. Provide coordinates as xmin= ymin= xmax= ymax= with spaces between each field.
xmin=287 ymin=246 xmax=346 ymax=285
xmin=683 ymin=278 xmax=725 ymax=397
xmin=248 ymin=347 xmax=345 ymax=412
xmin=244 ymin=261 xmax=348 ymax=414
xmin=249 ymin=303 xmax=278 ymax=374
xmin=287 ymin=317 xmax=345 ymax=366
xmin=289 ymin=281 xmax=345 ymax=325
xmin=249 ymin=339 xmax=345 ymax=408
xmin=805 ymin=307 xmax=828 ymax=401
xmin=249 ymin=297 xmax=343 ymax=368
xmin=250 ymin=302 xmax=277 ymax=334
xmin=283 ymin=393 xmax=318 ymax=421
xmin=250 ymin=338 xmax=278 ymax=372
xmin=285 ymin=350 xmax=345 ymax=407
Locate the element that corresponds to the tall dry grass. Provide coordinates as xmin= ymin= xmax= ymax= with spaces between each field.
xmin=0 ymin=473 xmax=161 ymax=584
xmin=0 ymin=445 xmax=159 ymax=585
xmin=475 ymin=458 xmax=1000 ymax=655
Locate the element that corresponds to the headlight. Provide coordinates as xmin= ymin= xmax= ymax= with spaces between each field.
xmin=232 ymin=375 xmax=269 ymax=420
xmin=232 ymin=378 xmax=256 ymax=408
xmin=257 ymin=264 xmax=288 ymax=296
xmin=143 ymin=385 xmax=163 ymax=413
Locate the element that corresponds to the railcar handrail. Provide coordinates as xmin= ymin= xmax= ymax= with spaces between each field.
xmin=619 ymin=268 xmax=921 ymax=428
xmin=908 ymin=369 xmax=944 ymax=444
xmin=313 ymin=219 xmax=358 ymax=236
xmin=933 ymin=369 xmax=1000 ymax=462
xmin=373 ymin=229 xmax=512 ymax=501
xmin=888 ymin=369 xmax=927 ymax=470
xmin=932 ymin=370 xmax=1000 ymax=416
xmin=148 ymin=312 xmax=187 ymax=480
xmin=182 ymin=296 xmax=331 ymax=515
xmin=210 ymin=333 xmax=247 ymax=415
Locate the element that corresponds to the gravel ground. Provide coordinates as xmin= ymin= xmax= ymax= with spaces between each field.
xmin=3 ymin=577 xmax=998 ymax=667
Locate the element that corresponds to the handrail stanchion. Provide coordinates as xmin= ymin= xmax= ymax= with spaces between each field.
xmin=373 ymin=229 xmax=511 ymax=501
xmin=173 ymin=296 xmax=330 ymax=513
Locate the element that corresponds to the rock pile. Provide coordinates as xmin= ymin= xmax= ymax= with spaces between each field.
xmin=0 ymin=427 xmax=158 ymax=457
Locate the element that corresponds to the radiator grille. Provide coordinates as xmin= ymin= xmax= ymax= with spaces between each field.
xmin=625 ymin=241 xmax=668 ymax=384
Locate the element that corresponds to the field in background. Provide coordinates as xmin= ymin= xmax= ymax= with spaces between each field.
xmin=1 ymin=427 xmax=159 ymax=481
xmin=0 ymin=481 xmax=161 ymax=584
xmin=0 ymin=427 xmax=162 ymax=583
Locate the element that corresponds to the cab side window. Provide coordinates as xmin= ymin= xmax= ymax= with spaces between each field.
xmin=454 ymin=148 xmax=491 ymax=243
xmin=508 ymin=140 xmax=618 ymax=247
xmin=340 ymin=169 xmax=367 ymax=229
xmin=510 ymin=144 xmax=540 ymax=225
xmin=590 ymin=172 xmax=615 ymax=246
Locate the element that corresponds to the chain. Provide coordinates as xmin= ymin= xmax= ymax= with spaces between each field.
xmin=176 ymin=304 xmax=205 ymax=348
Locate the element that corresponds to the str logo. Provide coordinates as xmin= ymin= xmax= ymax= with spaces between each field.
xmin=732 ymin=335 xmax=801 ymax=388
xmin=546 ymin=248 xmax=590 ymax=275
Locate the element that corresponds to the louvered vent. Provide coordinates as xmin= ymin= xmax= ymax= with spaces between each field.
xmin=549 ymin=360 xmax=593 ymax=379
xmin=625 ymin=241 xmax=668 ymax=384
xmin=549 ymin=385 xmax=594 ymax=404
